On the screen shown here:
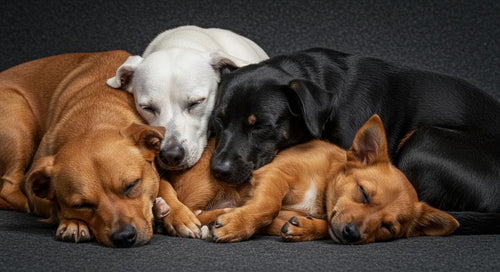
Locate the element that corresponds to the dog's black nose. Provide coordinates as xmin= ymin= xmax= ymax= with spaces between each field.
xmin=211 ymin=160 xmax=232 ymax=181
xmin=110 ymin=224 xmax=137 ymax=248
xmin=341 ymin=222 xmax=361 ymax=243
xmin=160 ymin=144 xmax=185 ymax=166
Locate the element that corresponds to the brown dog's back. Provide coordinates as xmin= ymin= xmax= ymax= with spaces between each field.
xmin=0 ymin=51 xmax=136 ymax=212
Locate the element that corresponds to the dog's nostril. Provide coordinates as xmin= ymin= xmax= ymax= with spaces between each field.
xmin=161 ymin=144 xmax=185 ymax=165
xmin=342 ymin=222 xmax=361 ymax=243
xmin=211 ymin=160 xmax=232 ymax=180
xmin=110 ymin=224 xmax=137 ymax=248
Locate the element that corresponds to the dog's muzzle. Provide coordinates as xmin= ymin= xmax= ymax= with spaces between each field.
xmin=110 ymin=224 xmax=137 ymax=248
xmin=159 ymin=142 xmax=185 ymax=169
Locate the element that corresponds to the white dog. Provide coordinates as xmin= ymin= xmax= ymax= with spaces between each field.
xmin=107 ymin=26 xmax=268 ymax=170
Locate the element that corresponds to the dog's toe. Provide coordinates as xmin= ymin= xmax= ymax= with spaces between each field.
xmin=200 ymin=225 xmax=212 ymax=240
xmin=289 ymin=216 xmax=299 ymax=226
xmin=281 ymin=222 xmax=290 ymax=234
xmin=56 ymin=220 xmax=92 ymax=243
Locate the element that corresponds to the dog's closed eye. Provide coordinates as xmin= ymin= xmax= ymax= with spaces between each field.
xmin=186 ymin=98 xmax=206 ymax=113
xmin=359 ymin=185 xmax=369 ymax=204
xmin=124 ymin=179 xmax=140 ymax=197
xmin=72 ymin=203 xmax=97 ymax=210
xmin=140 ymin=104 xmax=157 ymax=115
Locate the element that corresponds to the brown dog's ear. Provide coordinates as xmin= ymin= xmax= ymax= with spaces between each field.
xmin=121 ymin=123 xmax=165 ymax=161
xmin=23 ymin=156 xmax=55 ymax=201
xmin=408 ymin=202 xmax=459 ymax=237
xmin=348 ymin=114 xmax=389 ymax=165
xmin=209 ymin=51 xmax=251 ymax=81
xmin=106 ymin=55 xmax=144 ymax=93
xmin=286 ymin=79 xmax=334 ymax=138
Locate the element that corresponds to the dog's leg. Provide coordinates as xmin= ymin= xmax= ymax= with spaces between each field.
xmin=210 ymin=170 xmax=290 ymax=242
xmin=0 ymin=90 xmax=37 ymax=212
xmin=264 ymin=210 xmax=328 ymax=242
xmin=157 ymin=179 xmax=202 ymax=238
xmin=196 ymin=209 xmax=227 ymax=226
xmin=56 ymin=219 xmax=93 ymax=243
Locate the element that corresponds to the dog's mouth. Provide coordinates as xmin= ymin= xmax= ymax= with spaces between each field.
xmin=328 ymin=226 xmax=343 ymax=244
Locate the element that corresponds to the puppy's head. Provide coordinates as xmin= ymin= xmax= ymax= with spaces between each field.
xmin=107 ymin=49 xmax=250 ymax=170
xmin=210 ymin=66 xmax=332 ymax=185
xmin=325 ymin=115 xmax=459 ymax=244
xmin=24 ymin=123 xmax=165 ymax=247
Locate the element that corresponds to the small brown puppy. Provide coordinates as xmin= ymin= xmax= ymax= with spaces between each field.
xmin=0 ymin=51 xmax=197 ymax=247
xmin=166 ymin=115 xmax=459 ymax=244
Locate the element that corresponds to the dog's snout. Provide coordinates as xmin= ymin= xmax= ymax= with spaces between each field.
xmin=110 ymin=224 xmax=137 ymax=248
xmin=341 ymin=222 xmax=361 ymax=243
xmin=211 ymin=160 xmax=232 ymax=181
xmin=160 ymin=144 xmax=185 ymax=166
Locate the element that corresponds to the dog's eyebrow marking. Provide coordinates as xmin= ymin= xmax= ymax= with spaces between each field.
xmin=289 ymin=80 xmax=300 ymax=91
xmin=283 ymin=131 xmax=289 ymax=139
xmin=248 ymin=114 xmax=257 ymax=125
xmin=221 ymin=108 xmax=226 ymax=116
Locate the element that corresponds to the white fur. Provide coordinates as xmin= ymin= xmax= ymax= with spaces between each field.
xmin=285 ymin=180 xmax=321 ymax=217
xmin=107 ymin=26 xmax=268 ymax=169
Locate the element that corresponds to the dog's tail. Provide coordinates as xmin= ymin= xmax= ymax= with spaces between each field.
xmin=448 ymin=211 xmax=500 ymax=235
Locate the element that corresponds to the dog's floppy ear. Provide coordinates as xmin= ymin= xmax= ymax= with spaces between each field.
xmin=106 ymin=55 xmax=144 ymax=93
xmin=23 ymin=156 xmax=55 ymax=208
xmin=285 ymin=79 xmax=334 ymax=138
xmin=348 ymin=114 xmax=389 ymax=165
xmin=407 ymin=202 xmax=459 ymax=237
xmin=121 ymin=123 xmax=166 ymax=161
xmin=209 ymin=51 xmax=251 ymax=81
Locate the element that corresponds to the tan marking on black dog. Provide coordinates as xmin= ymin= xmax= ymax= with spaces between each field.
xmin=248 ymin=114 xmax=257 ymax=125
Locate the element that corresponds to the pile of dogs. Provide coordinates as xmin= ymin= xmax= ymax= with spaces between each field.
xmin=1 ymin=26 xmax=499 ymax=247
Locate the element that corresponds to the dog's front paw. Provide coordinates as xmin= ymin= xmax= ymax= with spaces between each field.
xmin=56 ymin=219 xmax=93 ymax=243
xmin=162 ymin=205 xmax=202 ymax=238
xmin=280 ymin=216 xmax=328 ymax=242
xmin=211 ymin=210 xmax=256 ymax=242
xmin=153 ymin=197 xmax=170 ymax=219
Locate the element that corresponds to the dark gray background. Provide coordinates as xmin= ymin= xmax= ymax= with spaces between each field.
xmin=1 ymin=0 xmax=499 ymax=271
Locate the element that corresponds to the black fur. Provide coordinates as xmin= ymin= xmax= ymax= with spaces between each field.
xmin=210 ymin=48 xmax=500 ymax=234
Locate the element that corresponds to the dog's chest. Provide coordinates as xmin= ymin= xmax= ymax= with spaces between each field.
xmin=283 ymin=180 xmax=323 ymax=218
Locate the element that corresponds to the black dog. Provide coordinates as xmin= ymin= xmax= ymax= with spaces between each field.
xmin=210 ymin=48 xmax=500 ymax=234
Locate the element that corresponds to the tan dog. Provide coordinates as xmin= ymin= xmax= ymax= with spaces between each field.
xmin=165 ymin=115 xmax=459 ymax=244
xmin=0 ymin=51 xmax=198 ymax=247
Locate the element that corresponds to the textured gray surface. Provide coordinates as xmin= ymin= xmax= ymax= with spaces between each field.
xmin=1 ymin=210 xmax=499 ymax=271
xmin=1 ymin=1 xmax=499 ymax=271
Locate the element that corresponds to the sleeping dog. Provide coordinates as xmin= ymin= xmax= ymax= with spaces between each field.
xmin=0 ymin=51 xmax=198 ymax=247
xmin=162 ymin=115 xmax=458 ymax=243
xmin=107 ymin=25 xmax=268 ymax=170
xmin=209 ymin=48 xmax=500 ymax=233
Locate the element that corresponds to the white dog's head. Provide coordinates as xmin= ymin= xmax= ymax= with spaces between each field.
xmin=107 ymin=48 xmax=249 ymax=170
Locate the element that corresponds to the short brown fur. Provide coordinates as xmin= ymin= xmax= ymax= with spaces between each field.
xmin=168 ymin=115 xmax=459 ymax=243
xmin=0 ymin=52 xmax=197 ymax=247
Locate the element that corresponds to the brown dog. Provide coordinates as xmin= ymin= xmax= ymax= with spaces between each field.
xmin=165 ymin=115 xmax=459 ymax=244
xmin=0 ymin=51 xmax=198 ymax=247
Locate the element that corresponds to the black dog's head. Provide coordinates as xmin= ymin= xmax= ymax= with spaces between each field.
xmin=210 ymin=63 xmax=336 ymax=185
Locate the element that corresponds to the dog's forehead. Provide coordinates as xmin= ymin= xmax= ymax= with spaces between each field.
xmin=136 ymin=57 xmax=214 ymax=101
xmin=220 ymin=82 xmax=288 ymax=117
xmin=54 ymin=136 xmax=145 ymax=184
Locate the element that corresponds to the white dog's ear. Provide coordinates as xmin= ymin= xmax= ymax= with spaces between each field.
xmin=209 ymin=51 xmax=251 ymax=81
xmin=106 ymin=55 xmax=144 ymax=92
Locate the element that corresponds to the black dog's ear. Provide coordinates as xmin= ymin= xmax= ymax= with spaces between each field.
xmin=285 ymin=79 xmax=334 ymax=138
